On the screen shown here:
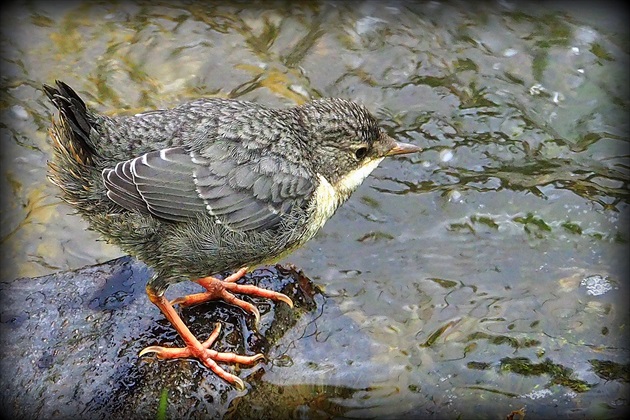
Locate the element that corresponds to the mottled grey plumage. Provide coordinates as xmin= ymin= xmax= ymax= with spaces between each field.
xmin=43 ymin=81 xmax=421 ymax=295
xmin=43 ymin=80 xmax=421 ymax=388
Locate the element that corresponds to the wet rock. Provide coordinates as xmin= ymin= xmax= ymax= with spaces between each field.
xmin=0 ymin=257 xmax=320 ymax=419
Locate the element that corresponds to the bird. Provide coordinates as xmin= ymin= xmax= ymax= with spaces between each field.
xmin=43 ymin=80 xmax=422 ymax=389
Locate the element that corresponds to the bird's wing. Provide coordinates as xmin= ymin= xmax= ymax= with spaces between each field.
xmin=101 ymin=146 xmax=314 ymax=231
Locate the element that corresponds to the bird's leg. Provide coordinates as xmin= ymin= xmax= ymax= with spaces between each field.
xmin=170 ymin=267 xmax=294 ymax=323
xmin=139 ymin=285 xmax=264 ymax=390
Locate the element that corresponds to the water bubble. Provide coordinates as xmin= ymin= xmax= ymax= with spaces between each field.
xmin=448 ymin=190 xmax=462 ymax=202
xmin=523 ymin=388 xmax=553 ymax=399
xmin=580 ymin=275 xmax=613 ymax=296
xmin=439 ymin=149 xmax=454 ymax=162
xmin=11 ymin=105 xmax=28 ymax=120
xmin=503 ymin=48 xmax=518 ymax=57
xmin=552 ymin=91 xmax=565 ymax=104
xmin=565 ymin=390 xmax=577 ymax=399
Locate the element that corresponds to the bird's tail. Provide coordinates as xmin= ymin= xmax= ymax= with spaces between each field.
xmin=43 ymin=81 xmax=103 ymax=209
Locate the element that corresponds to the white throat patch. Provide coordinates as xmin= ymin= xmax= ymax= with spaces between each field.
xmin=335 ymin=157 xmax=384 ymax=198
xmin=302 ymin=157 xmax=384 ymax=244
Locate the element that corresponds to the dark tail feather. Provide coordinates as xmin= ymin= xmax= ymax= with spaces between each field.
xmin=43 ymin=80 xmax=98 ymax=165
xmin=45 ymin=81 xmax=104 ymax=209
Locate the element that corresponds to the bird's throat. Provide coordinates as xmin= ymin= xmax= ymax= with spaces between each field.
xmin=335 ymin=157 xmax=384 ymax=197
xmin=302 ymin=157 xmax=384 ymax=244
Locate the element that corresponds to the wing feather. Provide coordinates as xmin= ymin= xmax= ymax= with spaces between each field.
xmin=101 ymin=146 xmax=314 ymax=231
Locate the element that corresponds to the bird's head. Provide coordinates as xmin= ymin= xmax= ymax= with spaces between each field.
xmin=297 ymin=98 xmax=421 ymax=199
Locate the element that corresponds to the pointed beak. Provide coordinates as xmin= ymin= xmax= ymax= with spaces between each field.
xmin=386 ymin=141 xmax=422 ymax=156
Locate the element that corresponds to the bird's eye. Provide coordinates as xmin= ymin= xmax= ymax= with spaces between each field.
xmin=354 ymin=147 xmax=369 ymax=160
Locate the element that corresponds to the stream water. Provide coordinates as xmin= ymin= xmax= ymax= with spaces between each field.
xmin=1 ymin=1 xmax=628 ymax=418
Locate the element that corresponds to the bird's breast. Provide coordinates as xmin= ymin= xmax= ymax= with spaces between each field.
xmin=299 ymin=174 xmax=340 ymax=245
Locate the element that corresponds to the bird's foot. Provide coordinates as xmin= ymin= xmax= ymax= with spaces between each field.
xmin=170 ymin=267 xmax=293 ymax=323
xmin=139 ymin=322 xmax=263 ymax=390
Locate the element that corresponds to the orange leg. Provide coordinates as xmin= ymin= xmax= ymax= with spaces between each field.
xmin=170 ymin=267 xmax=294 ymax=323
xmin=139 ymin=287 xmax=264 ymax=390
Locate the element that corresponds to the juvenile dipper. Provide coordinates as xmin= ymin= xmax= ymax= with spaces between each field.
xmin=44 ymin=80 xmax=421 ymax=389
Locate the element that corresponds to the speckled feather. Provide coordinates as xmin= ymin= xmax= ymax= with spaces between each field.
xmin=44 ymin=81 xmax=393 ymax=294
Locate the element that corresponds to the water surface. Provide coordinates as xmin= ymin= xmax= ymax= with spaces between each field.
xmin=1 ymin=1 xmax=628 ymax=418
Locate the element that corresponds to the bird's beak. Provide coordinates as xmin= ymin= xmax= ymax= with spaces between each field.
xmin=386 ymin=140 xmax=422 ymax=156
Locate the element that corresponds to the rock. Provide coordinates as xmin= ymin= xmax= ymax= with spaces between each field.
xmin=0 ymin=257 xmax=320 ymax=419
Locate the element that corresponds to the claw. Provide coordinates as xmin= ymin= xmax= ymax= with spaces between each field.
xmin=252 ymin=306 xmax=261 ymax=324
xmin=233 ymin=376 xmax=245 ymax=391
xmin=139 ymin=345 xmax=163 ymax=357
xmin=275 ymin=292 xmax=294 ymax=309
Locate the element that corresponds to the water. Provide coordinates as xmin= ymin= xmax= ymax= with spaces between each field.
xmin=1 ymin=1 xmax=628 ymax=418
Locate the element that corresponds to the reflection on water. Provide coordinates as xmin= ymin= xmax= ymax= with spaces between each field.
xmin=1 ymin=0 xmax=628 ymax=417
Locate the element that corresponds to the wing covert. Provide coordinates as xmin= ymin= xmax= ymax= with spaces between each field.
xmin=101 ymin=146 xmax=314 ymax=231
